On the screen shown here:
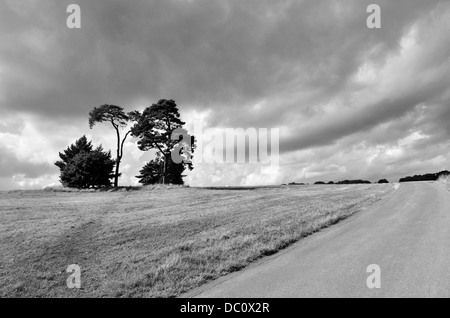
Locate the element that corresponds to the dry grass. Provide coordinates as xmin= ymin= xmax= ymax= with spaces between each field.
xmin=0 ymin=184 xmax=394 ymax=298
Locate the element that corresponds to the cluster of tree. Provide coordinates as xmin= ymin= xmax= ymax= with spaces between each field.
xmin=336 ymin=180 xmax=371 ymax=184
xmin=314 ymin=179 xmax=387 ymax=185
xmin=55 ymin=99 xmax=194 ymax=189
xmin=399 ymin=170 xmax=450 ymax=183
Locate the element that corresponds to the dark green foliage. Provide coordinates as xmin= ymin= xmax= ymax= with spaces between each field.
xmin=136 ymin=159 xmax=161 ymax=185
xmin=136 ymin=155 xmax=186 ymax=185
xmin=315 ymin=181 xmax=326 ymax=185
xmin=55 ymin=135 xmax=93 ymax=172
xmin=336 ymin=180 xmax=371 ymax=184
xmin=399 ymin=170 xmax=450 ymax=183
xmin=89 ymin=104 xmax=131 ymax=129
xmin=55 ymin=136 xmax=115 ymax=189
xmin=131 ymin=99 xmax=186 ymax=153
xmin=378 ymin=179 xmax=389 ymax=184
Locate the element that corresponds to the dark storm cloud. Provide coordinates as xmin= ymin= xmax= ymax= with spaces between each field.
xmin=0 ymin=0 xmax=444 ymax=119
xmin=281 ymin=76 xmax=450 ymax=153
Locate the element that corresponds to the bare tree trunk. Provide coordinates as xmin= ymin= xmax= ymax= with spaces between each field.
xmin=114 ymin=126 xmax=121 ymax=188
xmin=114 ymin=159 xmax=120 ymax=188
xmin=116 ymin=130 xmax=131 ymax=188
xmin=162 ymin=155 xmax=166 ymax=184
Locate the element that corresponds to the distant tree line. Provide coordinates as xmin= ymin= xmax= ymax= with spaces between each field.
xmin=314 ymin=179 xmax=373 ymax=185
xmin=399 ymin=170 xmax=450 ymax=183
xmin=55 ymin=99 xmax=195 ymax=189
xmin=311 ymin=170 xmax=450 ymax=186
xmin=313 ymin=179 xmax=390 ymax=185
xmin=336 ymin=180 xmax=372 ymax=184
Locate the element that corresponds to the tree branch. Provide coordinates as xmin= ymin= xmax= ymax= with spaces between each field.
xmin=154 ymin=143 xmax=166 ymax=158
xmin=120 ymin=130 xmax=132 ymax=158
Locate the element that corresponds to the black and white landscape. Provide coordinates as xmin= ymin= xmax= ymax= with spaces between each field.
xmin=1 ymin=0 xmax=450 ymax=300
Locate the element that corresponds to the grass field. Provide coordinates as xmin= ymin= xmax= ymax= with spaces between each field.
xmin=0 ymin=184 xmax=394 ymax=297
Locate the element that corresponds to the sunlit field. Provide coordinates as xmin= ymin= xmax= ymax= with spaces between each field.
xmin=0 ymin=184 xmax=394 ymax=297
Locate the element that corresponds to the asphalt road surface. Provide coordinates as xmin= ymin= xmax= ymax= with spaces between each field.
xmin=186 ymin=182 xmax=450 ymax=298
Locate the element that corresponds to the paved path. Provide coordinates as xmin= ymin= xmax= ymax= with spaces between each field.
xmin=186 ymin=182 xmax=450 ymax=297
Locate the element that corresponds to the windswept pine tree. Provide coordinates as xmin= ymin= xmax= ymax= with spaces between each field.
xmin=89 ymin=105 xmax=136 ymax=187
xmin=131 ymin=99 xmax=195 ymax=184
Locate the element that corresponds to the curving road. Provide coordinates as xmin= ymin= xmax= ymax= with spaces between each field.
xmin=186 ymin=182 xmax=450 ymax=298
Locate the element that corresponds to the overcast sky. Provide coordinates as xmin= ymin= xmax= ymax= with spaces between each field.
xmin=1 ymin=0 xmax=450 ymax=190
